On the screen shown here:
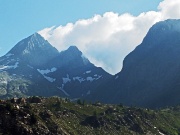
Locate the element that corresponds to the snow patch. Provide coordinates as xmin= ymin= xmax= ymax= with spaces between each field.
xmin=13 ymin=62 xmax=19 ymax=69
xmin=86 ymin=75 xmax=102 ymax=82
xmin=51 ymin=67 xmax=57 ymax=72
xmin=57 ymin=87 xmax=70 ymax=96
xmin=37 ymin=68 xmax=56 ymax=82
xmin=115 ymin=75 xmax=119 ymax=79
xmin=37 ymin=67 xmax=57 ymax=75
xmin=6 ymin=53 xmax=14 ymax=57
xmin=58 ymin=74 xmax=72 ymax=96
xmin=0 ymin=66 xmax=8 ymax=70
xmin=86 ymin=70 xmax=91 ymax=74
xmin=27 ymin=65 xmax=34 ymax=69
xmin=73 ymin=74 xmax=102 ymax=83
xmin=62 ymin=74 xmax=71 ymax=84
xmin=0 ymin=62 xmax=19 ymax=71
xmin=96 ymin=75 xmax=102 ymax=80
xmin=44 ymin=76 xmax=56 ymax=82
xmin=86 ymin=77 xmax=94 ymax=82
xmin=73 ymin=77 xmax=85 ymax=83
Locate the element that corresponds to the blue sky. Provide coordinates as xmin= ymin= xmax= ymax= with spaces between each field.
xmin=0 ymin=0 xmax=162 ymax=56
xmin=1 ymin=0 xmax=179 ymax=74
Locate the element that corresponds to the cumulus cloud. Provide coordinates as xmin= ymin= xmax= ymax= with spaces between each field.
xmin=39 ymin=0 xmax=180 ymax=75
xmin=158 ymin=0 xmax=180 ymax=19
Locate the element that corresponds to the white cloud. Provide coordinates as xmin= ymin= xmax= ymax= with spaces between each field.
xmin=39 ymin=0 xmax=180 ymax=75
xmin=158 ymin=0 xmax=180 ymax=19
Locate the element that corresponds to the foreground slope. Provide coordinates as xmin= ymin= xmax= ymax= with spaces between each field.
xmin=91 ymin=19 xmax=180 ymax=108
xmin=1 ymin=97 xmax=180 ymax=135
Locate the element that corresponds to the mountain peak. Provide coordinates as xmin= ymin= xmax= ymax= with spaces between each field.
xmin=7 ymin=33 xmax=59 ymax=66
xmin=49 ymin=45 xmax=92 ymax=68
xmin=67 ymin=46 xmax=79 ymax=50
xmin=142 ymin=19 xmax=180 ymax=46
xmin=29 ymin=32 xmax=43 ymax=40
xmin=66 ymin=46 xmax=82 ymax=54
xmin=25 ymin=33 xmax=49 ymax=49
xmin=8 ymin=33 xmax=51 ymax=55
xmin=61 ymin=46 xmax=82 ymax=57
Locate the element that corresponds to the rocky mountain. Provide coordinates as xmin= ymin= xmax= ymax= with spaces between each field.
xmin=0 ymin=33 xmax=111 ymax=99
xmin=0 ymin=33 xmax=60 ymax=98
xmin=90 ymin=19 xmax=180 ymax=108
xmin=1 ymin=96 xmax=180 ymax=135
xmin=7 ymin=33 xmax=59 ymax=67
xmin=37 ymin=45 xmax=111 ymax=98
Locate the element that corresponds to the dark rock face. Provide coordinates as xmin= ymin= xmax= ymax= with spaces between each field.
xmin=39 ymin=46 xmax=112 ymax=98
xmin=47 ymin=46 xmax=92 ymax=69
xmin=92 ymin=19 xmax=180 ymax=108
xmin=115 ymin=19 xmax=180 ymax=108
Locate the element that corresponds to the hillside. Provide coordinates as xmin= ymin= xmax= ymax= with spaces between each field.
xmin=90 ymin=19 xmax=180 ymax=108
xmin=0 ymin=97 xmax=180 ymax=135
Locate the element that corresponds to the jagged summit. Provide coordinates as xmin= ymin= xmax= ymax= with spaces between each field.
xmin=60 ymin=46 xmax=82 ymax=58
xmin=47 ymin=45 xmax=91 ymax=69
xmin=65 ymin=46 xmax=91 ymax=66
xmin=25 ymin=33 xmax=48 ymax=48
xmin=8 ymin=33 xmax=58 ymax=54
xmin=67 ymin=46 xmax=80 ymax=52
xmin=7 ymin=33 xmax=59 ymax=67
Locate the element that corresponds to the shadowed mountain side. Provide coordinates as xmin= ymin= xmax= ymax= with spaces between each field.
xmin=89 ymin=19 xmax=180 ymax=108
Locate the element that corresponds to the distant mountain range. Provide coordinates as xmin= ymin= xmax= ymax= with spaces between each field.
xmin=1 ymin=19 xmax=180 ymax=108
xmin=0 ymin=33 xmax=111 ymax=99
xmin=90 ymin=19 xmax=180 ymax=108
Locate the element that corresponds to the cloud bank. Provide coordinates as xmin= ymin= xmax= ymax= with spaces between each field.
xmin=39 ymin=0 xmax=180 ymax=75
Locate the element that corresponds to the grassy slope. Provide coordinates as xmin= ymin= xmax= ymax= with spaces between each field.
xmin=0 ymin=97 xmax=180 ymax=135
